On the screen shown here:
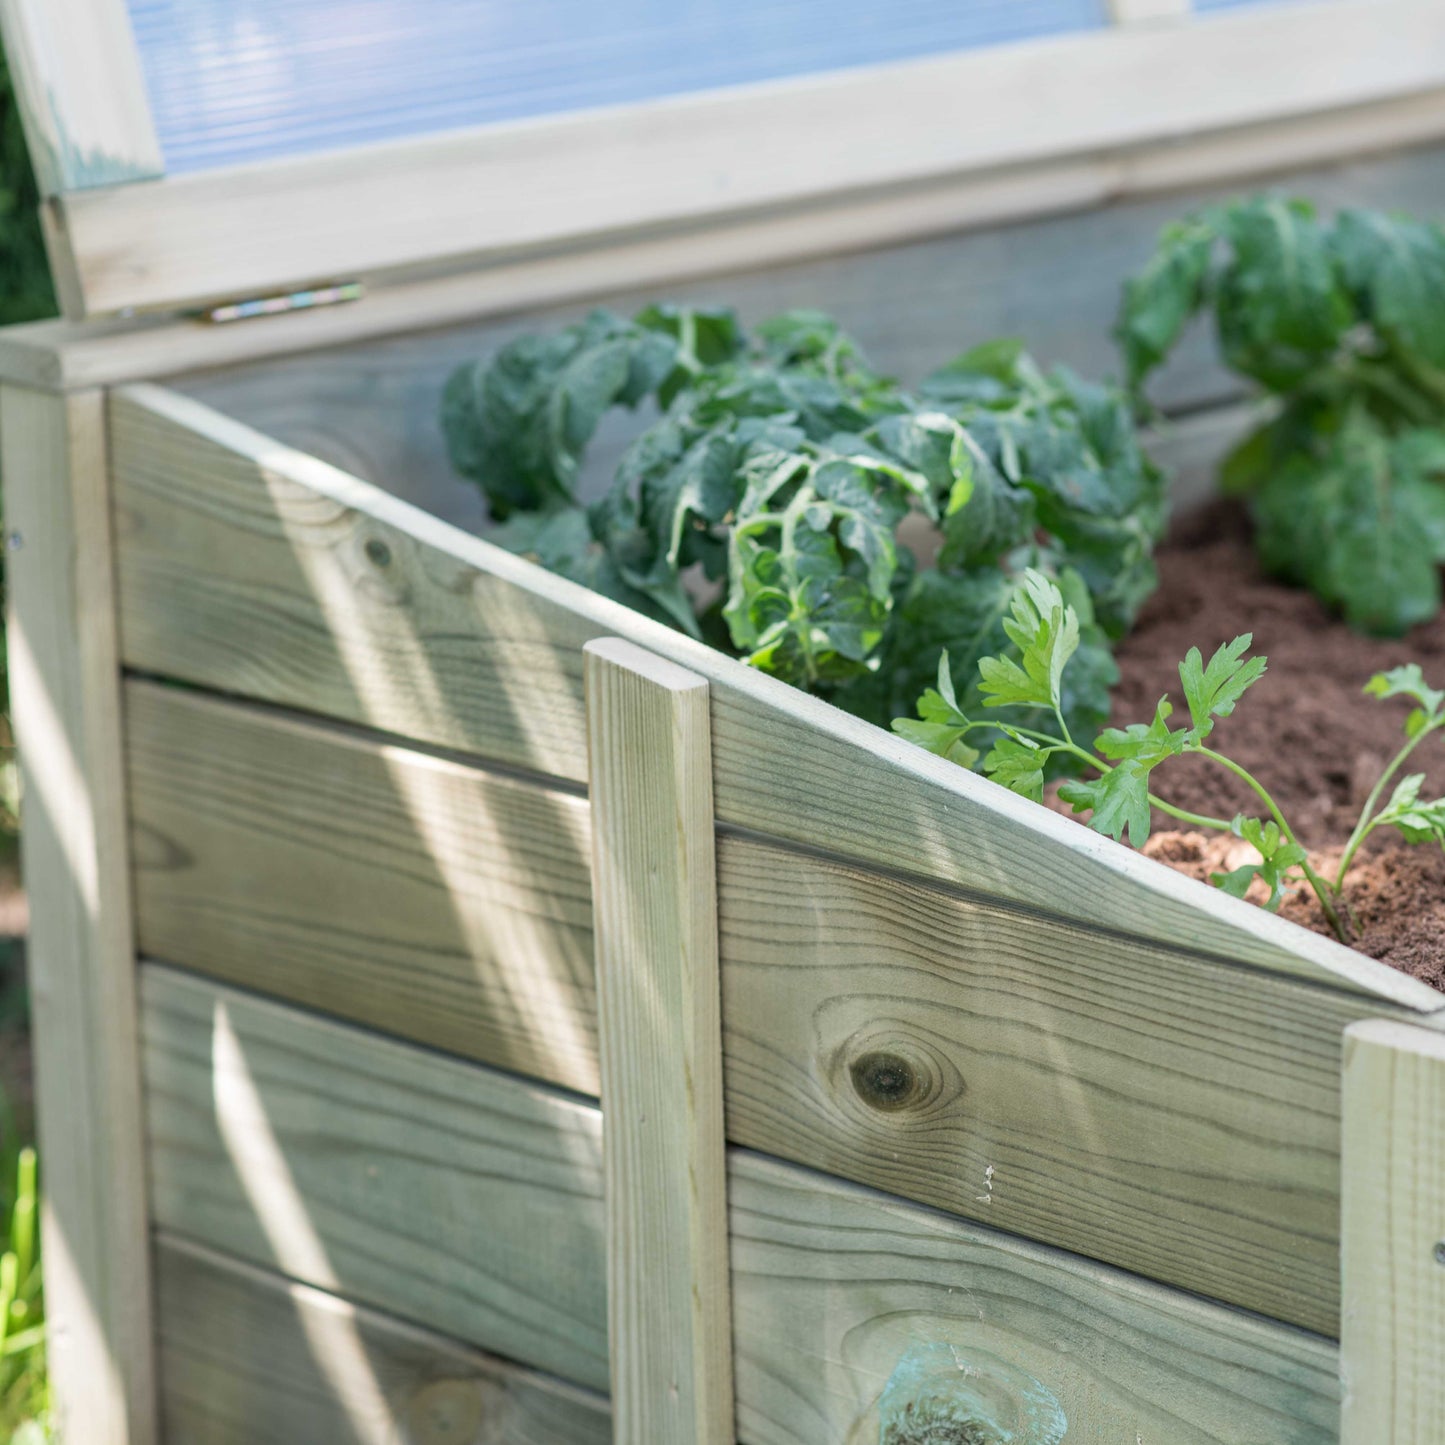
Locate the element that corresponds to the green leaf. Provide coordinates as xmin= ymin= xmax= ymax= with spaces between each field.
xmin=978 ymin=570 xmax=1080 ymax=714
xmin=1252 ymin=415 xmax=1444 ymax=635
xmin=1116 ymin=215 xmax=1217 ymax=392
xmin=1363 ymin=663 xmax=1445 ymax=725
xmin=1209 ymin=815 xmax=1308 ymax=911
xmin=1214 ymin=198 xmax=1354 ymax=391
xmin=1057 ymin=761 xmax=1153 ymax=848
xmin=1095 ymin=696 xmax=1185 ymax=765
xmin=1178 ymin=634 xmax=1267 ymax=740
xmin=982 ymin=733 xmax=1051 ymax=802
xmin=1374 ymin=774 xmax=1445 ymax=848
xmin=1331 ymin=209 xmax=1445 ymax=373
xmin=891 ymin=652 xmax=981 ymax=768
xmin=442 ymin=309 xmax=676 ymax=517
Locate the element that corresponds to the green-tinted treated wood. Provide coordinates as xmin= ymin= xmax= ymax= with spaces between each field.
xmin=125 ymin=678 xmax=599 ymax=1094
xmin=585 ymin=639 xmax=733 ymax=1445
xmin=730 ymin=1151 xmax=1340 ymax=1445
xmin=718 ymin=833 xmax=1378 ymax=1338
xmin=2 ymin=385 xmax=156 ymax=1445
xmin=110 ymin=381 xmax=1434 ymax=1007
xmin=140 ymin=964 xmax=609 ymax=1393
xmin=155 ymin=1234 xmax=612 ymax=1445
xmin=126 ymin=675 xmax=1400 ymax=1329
xmin=1342 ymin=1019 xmax=1445 ymax=1443
xmin=142 ymin=968 xmax=1342 ymax=1444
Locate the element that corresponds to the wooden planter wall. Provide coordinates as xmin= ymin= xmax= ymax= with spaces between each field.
xmin=7 ymin=150 xmax=1445 ymax=1445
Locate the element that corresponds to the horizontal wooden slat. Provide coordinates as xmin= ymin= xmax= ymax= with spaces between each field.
xmin=719 ymin=833 xmax=1374 ymax=1337
xmin=110 ymin=382 xmax=1435 ymax=1007
xmin=141 ymin=964 xmax=609 ymax=1393
xmin=154 ymin=1233 xmax=611 ymax=1445
xmin=125 ymin=678 xmax=599 ymax=1095
xmin=142 ymin=967 xmax=1342 ymax=1444
xmin=129 ymin=678 xmax=1382 ymax=1328
xmin=4 ymin=136 xmax=1445 ymax=396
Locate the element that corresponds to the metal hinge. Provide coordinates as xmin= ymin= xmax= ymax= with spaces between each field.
xmin=198 ymin=280 xmax=364 ymax=324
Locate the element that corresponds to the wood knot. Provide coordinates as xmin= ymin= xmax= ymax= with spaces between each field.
xmin=850 ymin=1050 xmax=922 ymax=1112
xmin=877 ymin=1343 xmax=1066 ymax=1445
xmin=364 ymin=536 xmax=392 ymax=568
xmin=406 ymin=1377 xmax=488 ymax=1443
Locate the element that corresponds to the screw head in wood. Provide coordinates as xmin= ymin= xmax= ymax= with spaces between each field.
xmin=1434 ymin=1240 xmax=1445 ymax=1266
xmin=364 ymin=537 xmax=392 ymax=568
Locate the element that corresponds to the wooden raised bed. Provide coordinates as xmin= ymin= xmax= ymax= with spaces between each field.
xmin=6 ymin=3 xmax=1445 ymax=1442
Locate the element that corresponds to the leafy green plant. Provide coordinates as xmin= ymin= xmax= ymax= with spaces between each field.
xmin=444 ymin=306 xmax=1166 ymax=744
xmin=1119 ymin=196 xmax=1445 ymax=635
xmin=895 ymin=570 xmax=1445 ymax=942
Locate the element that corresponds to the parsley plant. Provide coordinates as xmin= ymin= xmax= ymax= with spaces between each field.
xmin=896 ymin=571 xmax=1445 ymax=942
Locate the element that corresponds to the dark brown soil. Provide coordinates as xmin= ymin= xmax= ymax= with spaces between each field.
xmin=1051 ymin=503 xmax=1445 ymax=989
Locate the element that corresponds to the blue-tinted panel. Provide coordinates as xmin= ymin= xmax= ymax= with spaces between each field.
xmin=128 ymin=0 xmax=1109 ymax=174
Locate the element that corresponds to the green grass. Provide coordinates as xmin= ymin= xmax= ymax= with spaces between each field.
xmin=0 ymin=1126 xmax=45 ymax=1442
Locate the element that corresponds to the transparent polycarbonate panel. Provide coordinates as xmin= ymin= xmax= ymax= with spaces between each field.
xmin=126 ymin=0 xmax=1109 ymax=174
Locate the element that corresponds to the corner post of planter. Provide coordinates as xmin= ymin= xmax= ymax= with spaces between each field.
xmin=583 ymin=637 xmax=734 ymax=1445
xmin=1 ymin=384 xmax=156 ymax=1444
xmin=1341 ymin=1017 xmax=1445 ymax=1443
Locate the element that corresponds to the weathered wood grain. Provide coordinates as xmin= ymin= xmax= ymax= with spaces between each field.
xmin=125 ymin=678 xmax=599 ymax=1094
xmin=2 ymin=386 xmax=155 ymax=1445
xmin=140 ymin=964 xmax=610 ymax=1393
xmin=729 ymin=1151 xmax=1340 ymax=1445
xmin=718 ymin=832 xmax=1380 ymax=1337
xmin=155 ymin=1233 xmax=612 ymax=1445
xmin=1341 ymin=1019 xmax=1445 ymax=1443
xmin=111 ymin=381 xmax=1434 ymax=1006
xmin=143 ymin=968 xmax=1343 ymax=1444
xmin=586 ymin=639 xmax=733 ymax=1445
xmin=127 ymin=676 xmax=1395 ymax=1328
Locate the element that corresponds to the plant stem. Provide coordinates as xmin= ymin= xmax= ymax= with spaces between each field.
xmin=1197 ymin=745 xmax=1347 ymax=941
xmin=1334 ymin=722 xmax=1440 ymax=890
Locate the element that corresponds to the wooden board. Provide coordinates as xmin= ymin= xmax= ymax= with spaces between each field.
xmin=110 ymin=381 xmax=1438 ymax=1007
xmin=1341 ymin=1019 xmax=1445 ymax=1443
xmin=140 ymin=964 xmax=610 ymax=1393
xmin=3 ymin=135 xmax=1445 ymax=397
xmin=125 ymin=679 xmax=599 ymax=1096
xmin=154 ymin=1233 xmax=612 ymax=1445
xmin=717 ymin=831 xmax=1378 ymax=1337
xmin=585 ymin=640 xmax=733 ymax=1444
xmin=0 ymin=0 xmax=162 ymax=194
xmin=142 ymin=967 xmax=1343 ymax=1444
xmin=1 ymin=386 xmax=155 ymax=1445
xmin=41 ymin=0 xmax=1445 ymax=318
xmin=128 ymin=674 xmax=1387 ymax=1331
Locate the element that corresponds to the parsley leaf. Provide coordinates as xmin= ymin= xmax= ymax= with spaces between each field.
xmin=1179 ymin=634 xmax=1267 ymax=741
xmin=1057 ymin=761 xmax=1154 ymax=848
xmin=1210 ymin=816 xmax=1308 ymax=911
xmin=981 ymin=733 xmax=1051 ymax=803
xmin=1373 ymin=774 xmax=1445 ymax=848
xmin=977 ymin=569 xmax=1080 ymax=714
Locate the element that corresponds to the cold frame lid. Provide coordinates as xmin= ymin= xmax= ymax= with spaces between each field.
xmin=4 ymin=0 xmax=1445 ymax=320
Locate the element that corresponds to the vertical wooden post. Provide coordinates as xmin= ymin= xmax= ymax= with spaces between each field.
xmin=584 ymin=637 xmax=734 ymax=1445
xmin=1342 ymin=1018 xmax=1445 ymax=1444
xmin=2 ymin=385 xmax=155 ymax=1444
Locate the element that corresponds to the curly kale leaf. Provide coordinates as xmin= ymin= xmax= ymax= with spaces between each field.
xmin=1252 ymin=411 xmax=1445 ymax=634
xmin=1116 ymin=215 xmax=1216 ymax=393
xmin=441 ymin=307 xmax=734 ymax=518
